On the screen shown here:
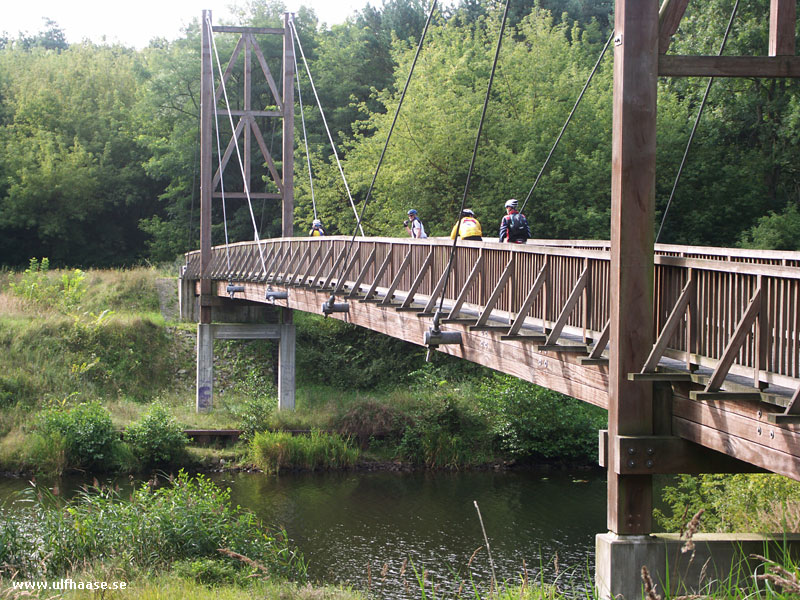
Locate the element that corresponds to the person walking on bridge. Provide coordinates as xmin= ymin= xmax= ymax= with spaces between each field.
xmin=309 ymin=219 xmax=325 ymax=236
xmin=404 ymin=209 xmax=427 ymax=239
xmin=450 ymin=209 xmax=483 ymax=241
xmin=498 ymin=199 xmax=530 ymax=244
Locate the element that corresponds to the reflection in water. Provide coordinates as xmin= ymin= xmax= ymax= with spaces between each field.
xmin=0 ymin=469 xmax=606 ymax=597
xmin=215 ymin=469 xmax=606 ymax=596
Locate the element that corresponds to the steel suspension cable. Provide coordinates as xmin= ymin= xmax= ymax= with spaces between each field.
xmin=433 ymin=0 xmax=511 ymax=324
xmin=206 ymin=16 xmax=268 ymax=276
xmin=290 ymin=20 xmax=364 ymax=235
xmin=290 ymin=30 xmax=318 ymax=221
xmin=656 ymin=0 xmax=740 ymax=244
xmin=519 ymin=28 xmax=614 ymax=215
xmin=325 ymin=0 xmax=439 ymax=293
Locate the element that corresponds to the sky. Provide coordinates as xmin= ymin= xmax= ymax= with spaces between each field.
xmin=3 ymin=0 xmax=373 ymax=48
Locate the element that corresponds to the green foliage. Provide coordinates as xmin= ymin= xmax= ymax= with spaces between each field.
xmin=250 ymin=429 xmax=359 ymax=474
xmin=296 ymin=312 xmax=425 ymax=390
xmin=172 ymin=558 xmax=242 ymax=586
xmin=7 ymin=258 xmax=85 ymax=310
xmin=476 ymin=374 xmax=605 ymax=461
xmin=394 ymin=367 xmax=495 ymax=468
xmin=0 ymin=471 xmax=307 ymax=581
xmin=335 ymin=399 xmax=408 ymax=448
xmin=655 ymin=473 xmax=800 ymax=533
xmin=234 ymin=394 xmax=278 ymax=441
xmin=33 ymin=401 xmax=118 ymax=471
xmin=740 ymin=203 xmax=800 ymax=251
xmin=125 ymin=403 xmax=189 ymax=467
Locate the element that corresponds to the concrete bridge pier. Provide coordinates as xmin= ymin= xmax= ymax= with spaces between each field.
xmin=596 ymin=533 xmax=800 ymax=599
xmin=194 ymin=317 xmax=296 ymax=413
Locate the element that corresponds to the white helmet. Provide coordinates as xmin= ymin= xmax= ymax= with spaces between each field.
xmin=312 ymin=219 xmax=322 ymax=227
xmin=462 ymin=209 xmax=475 ymax=217
xmin=504 ymin=199 xmax=518 ymax=209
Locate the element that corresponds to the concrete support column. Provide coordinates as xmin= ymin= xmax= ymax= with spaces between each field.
xmin=597 ymin=532 xmax=800 ymax=600
xmin=278 ymin=321 xmax=296 ymax=411
xmin=196 ymin=323 xmax=214 ymax=412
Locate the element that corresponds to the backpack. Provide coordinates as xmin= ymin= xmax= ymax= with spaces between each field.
xmin=508 ymin=213 xmax=528 ymax=238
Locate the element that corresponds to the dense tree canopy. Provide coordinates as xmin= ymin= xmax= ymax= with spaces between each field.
xmin=0 ymin=0 xmax=798 ymax=268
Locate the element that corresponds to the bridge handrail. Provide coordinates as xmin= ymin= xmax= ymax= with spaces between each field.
xmin=184 ymin=237 xmax=800 ymax=390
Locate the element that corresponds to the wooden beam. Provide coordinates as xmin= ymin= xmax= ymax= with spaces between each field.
xmin=212 ymin=192 xmax=282 ymax=200
xmin=545 ymin=265 xmax=590 ymax=345
xmin=507 ymin=262 xmax=548 ymax=337
xmin=659 ymin=55 xmax=800 ymax=78
xmin=770 ymin=0 xmax=796 ymax=56
xmin=250 ymin=119 xmax=284 ymax=194
xmin=423 ymin=258 xmax=456 ymax=314
xmin=251 ymin=33 xmax=284 ymax=111
xmin=297 ymin=245 xmax=323 ymax=287
xmin=705 ymin=286 xmax=762 ymax=392
xmin=282 ymin=13 xmax=294 ymax=237
xmin=214 ymin=36 xmax=245 ymax=103
xmin=599 ymin=431 xmax=765 ymax=474
xmin=361 ymin=248 xmax=394 ymax=302
xmin=333 ymin=249 xmax=363 ymax=294
xmin=446 ymin=252 xmax=485 ymax=320
xmin=320 ymin=247 xmax=348 ymax=290
xmin=658 ymin=0 xmax=690 ymax=54
xmin=643 ymin=277 xmax=695 ymax=372
xmin=309 ymin=243 xmax=335 ymax=288
xmin=380 ymin=249 xmax=414 ymax=306
xmin=474 ymin=256 xmax=515 ymax=328
xmin=608 ymin=0 xmax=658 ymax=535
xmin=212 ymin=25 xmax=284 ymax=35
xmin=401 ymin=249 xmax=435 ymax=309
xmin=200 ymin=10 xmax=214 ymax=324
xmin=588 ymin=320 xmax=611 ymax=360
xmin=347 ymin=247 xmax=377 ymax=298
xmin=212 ymin=118 xmax=246 ymax=191
xmin=285 ymin=244 xmax=311 ymax=284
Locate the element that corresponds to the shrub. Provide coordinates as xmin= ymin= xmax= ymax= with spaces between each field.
xmin=33 ymin=401 xmax=119 ymax=471
xmin=250 ymin=430 xmax=359 ymax=474
xmin=335 ymin=400 xmax=407 ymax=448
xmin=396 ymin=398 xmax=494 ymax=468
xmin=0 ymin=471 xmax=307 ymax=581
xmin=655 ymin=473 xmax=800 ymax=533
xmin=476 ymin=374 xmax=606 ymax=462
xmin=125 ymin=403 xmax=189 ymax=467
xmin=8 ymin=257 xmax=86 ymax=310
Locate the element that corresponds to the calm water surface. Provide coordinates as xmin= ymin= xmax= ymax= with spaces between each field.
xmin=0 ymin=469 xmax=606 ymax=596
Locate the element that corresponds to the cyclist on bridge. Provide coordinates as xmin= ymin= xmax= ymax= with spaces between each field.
xmin=309 ymin=219 xmax=325 ymax=236
xmin=450 ymin=209 xmax=483 ymax=241
xmin=498 ymin=199 xmax=530 ymax=244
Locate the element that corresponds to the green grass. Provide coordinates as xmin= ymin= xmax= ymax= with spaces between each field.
xmin=0 ymin=472 xmax=306 ymax=582
xmin=250 ymin=430 xmax=359 ymax=474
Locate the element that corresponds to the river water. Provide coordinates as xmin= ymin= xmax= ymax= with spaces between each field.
xmin=0 ymin=468 xmax=606 ymax=596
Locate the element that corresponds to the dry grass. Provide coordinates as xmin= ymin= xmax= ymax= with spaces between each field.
xmin=0 ymin=292 xmax=32 ymax=319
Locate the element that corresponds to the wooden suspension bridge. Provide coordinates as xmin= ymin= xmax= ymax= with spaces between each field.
xmin=184 ymin=3 xmax=800 ymax=597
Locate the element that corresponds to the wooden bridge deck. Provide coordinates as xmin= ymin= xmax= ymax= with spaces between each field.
xmin=183 ymin=236 xmax=800 ymax=480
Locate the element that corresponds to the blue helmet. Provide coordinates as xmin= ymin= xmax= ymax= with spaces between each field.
xmin=407 ymin=209 xmax=418 ymax=216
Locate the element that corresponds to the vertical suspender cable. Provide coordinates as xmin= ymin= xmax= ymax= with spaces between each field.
xmin=290 ymin=21 xmax=364 ymax=235
xmin=519 ymin=29 xmax=614 ymax=215
xmin=431 ymin=0 xmax=511 ymax=328
xmin=291 ymin=30 xmax=318 ymax=221
xmin=323 ymin=0 xmax=439 ymax=297
xmin=656 ymin=0 xmax=740 ymax=243
xmin=206 ymin=16 xmax=269 ymax=276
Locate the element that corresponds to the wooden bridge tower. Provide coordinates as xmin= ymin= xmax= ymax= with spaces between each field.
xmin=196 ymin=10 xmax=296 ymax=412
xmin=598 ymin=0 xmax=799 ymax=597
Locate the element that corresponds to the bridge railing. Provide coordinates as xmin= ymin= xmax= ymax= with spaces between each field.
xmin=184 ymin=237 xmax=800 ymax=391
